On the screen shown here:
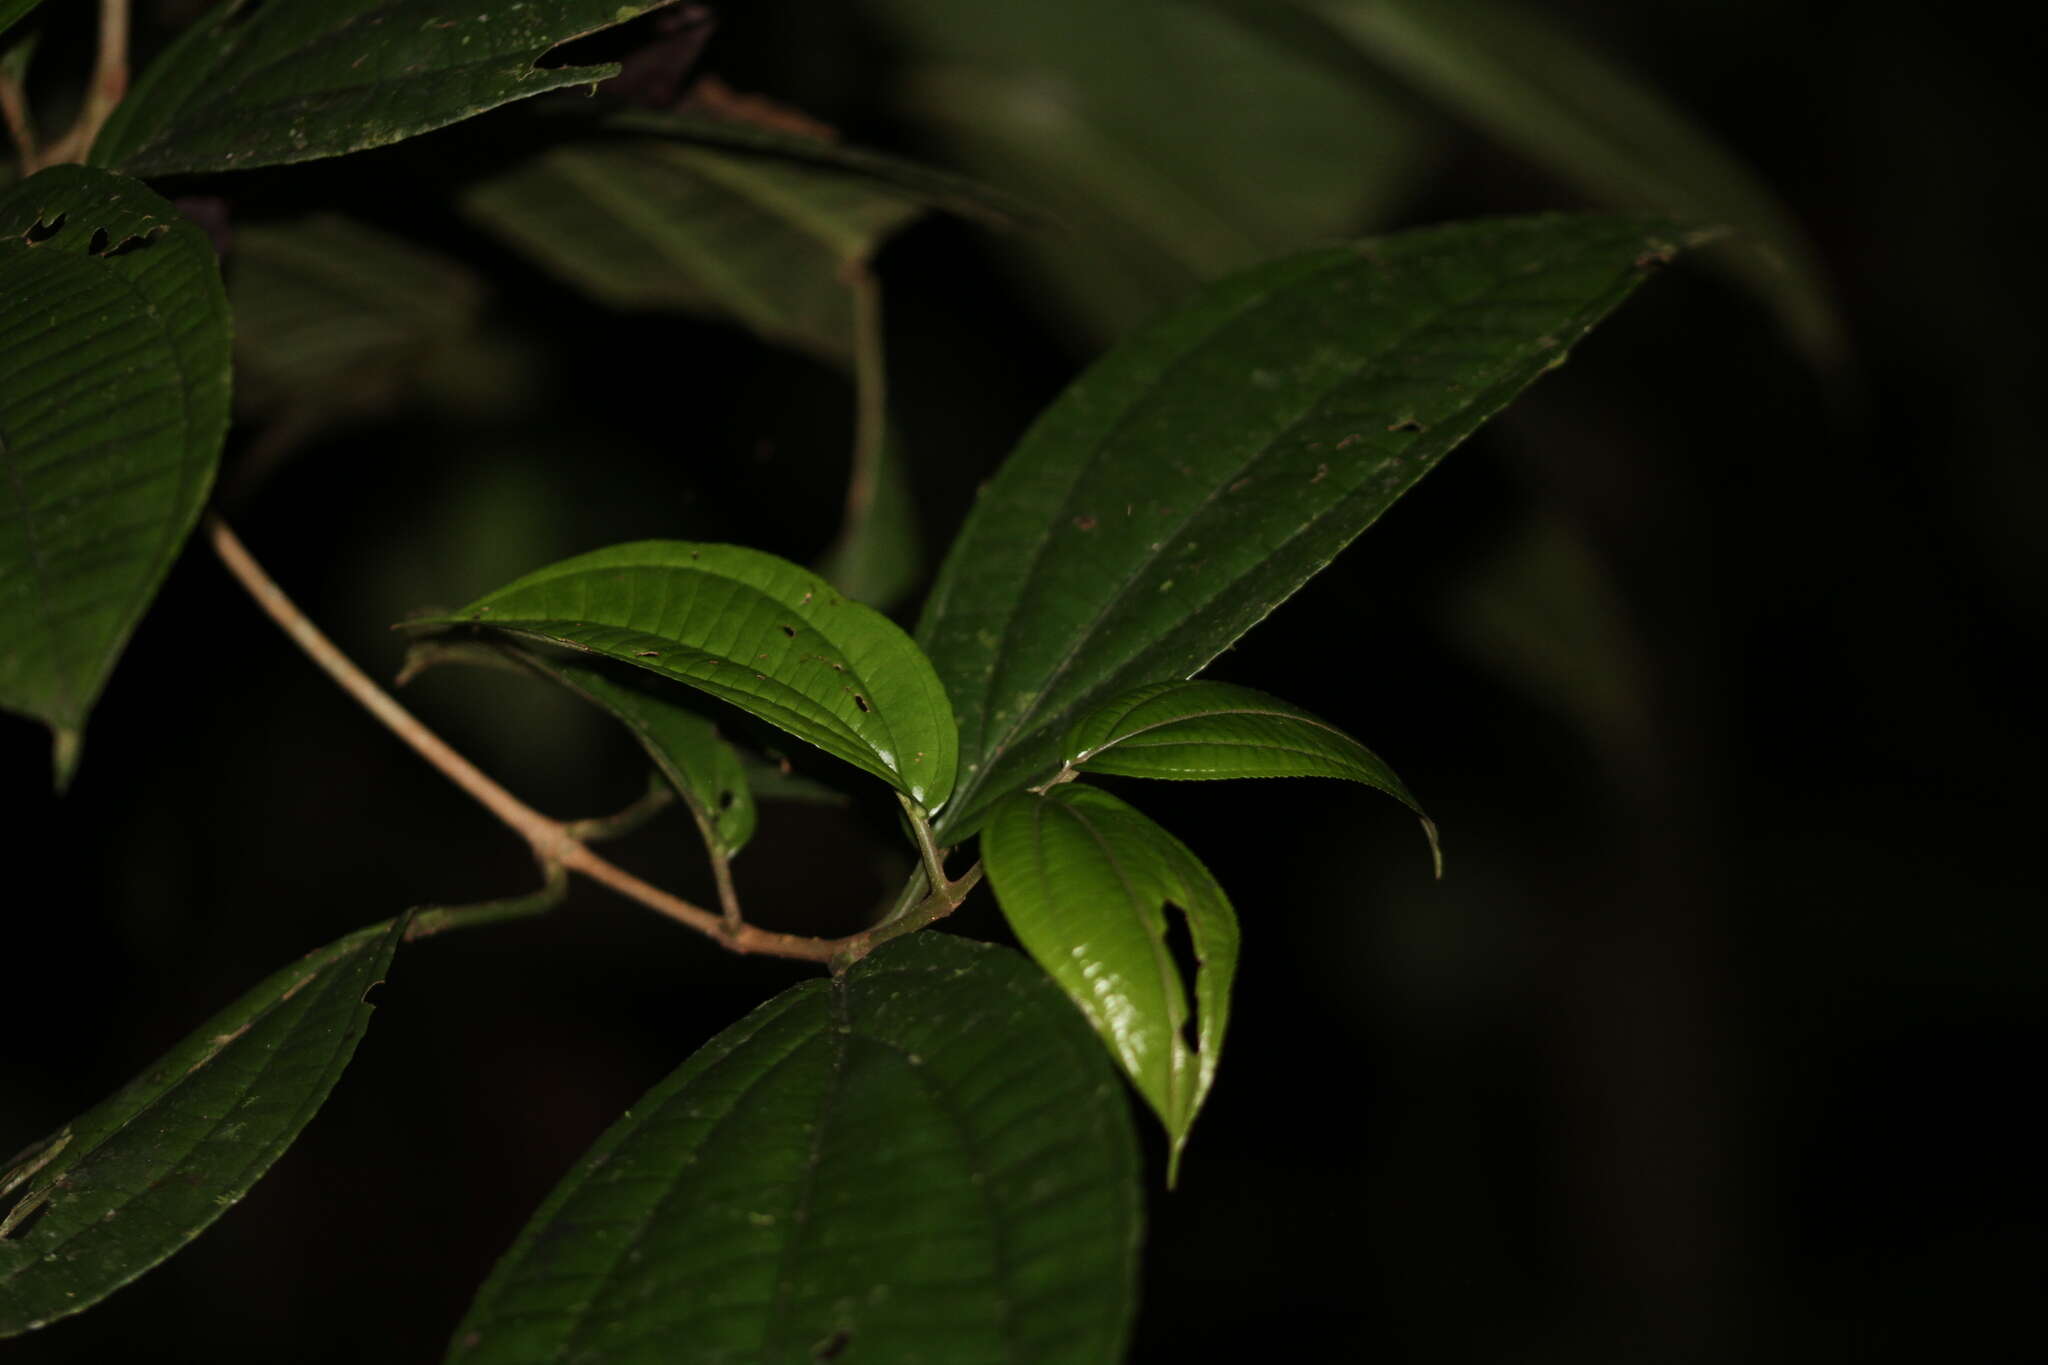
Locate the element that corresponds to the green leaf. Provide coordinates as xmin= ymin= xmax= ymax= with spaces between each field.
xmin=514 ymin=649 xmax=757 ymax=860
xmin=1064 ymin=678 xmax=1439 ymax=872
xmin=89 ymin=0 xmax=679 ymax=178
xmin=0 ymin=166 xmax=231 ymax=786
xmin=867 ymin=0 xmax=1430 ymax=342
xmin=919 ymin=214 xmax=1679 ymax=838
xmin=461 ymin=116 xmax=937 ymax=362
xmin=446 ymin=932 xmax=1140 ymax=1364
xmin=414 ymin=541 xmax=957 ymax=813
xmin=982 ymin=784 xmax=1238 ymax=1180
xmin=0 ymin=1 xmax=41 ymax=42
xmin=0 ymin=915 xmax=406 ymax=1336
xmin=1299 ymin=0 xmax=1842 ymax=366
xmin=819 ymin=425 xmax=923 ymax=611
xmin=229 ymin=213 xmax=484 ymax=422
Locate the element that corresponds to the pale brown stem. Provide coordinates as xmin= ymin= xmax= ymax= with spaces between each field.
xmin=0 ymin=70 xmax=35 ymax=168
xmin=206 ymin=514 xmax=858 ymax=964
xmin=33 ymin=0 xmax=129 ymax=170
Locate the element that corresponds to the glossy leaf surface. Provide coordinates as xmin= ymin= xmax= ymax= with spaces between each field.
xmin=462 ymin=116 xmax=936 ymax=361
xmin=867 ymin=0 xmax=1427 ymax=342
xmin=0 ymin=916 xmax=405 ymax=1336
xmin=919 ymin=214 xmax=1678 ymax=837
xmin=90 ymin=0 xmax=677 ymax=177
xmin=417 ymin=541 xmax=956 ymax=812
xmin=1302 ymin=0 xmax=1840 ymax=364
xmin=0 ymin=166 xmax=231 ymax=783
xmin=447 ymin=933 xmax=1140 ymax=1364
xmin=1064 ymin=679 xmax=1437 ymax=869
xmin=982 ymin=784 xmax=1238 ymax=1178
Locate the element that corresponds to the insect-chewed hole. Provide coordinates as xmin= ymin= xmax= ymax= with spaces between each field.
xmin=87 ymin=227 xmax=111 ymax=255
xmin=1162 ymin=904 xmax=1203 ymax=1052
xmin=1387 ymin=418 xmax=1425 ymax=434
xmin=717 ymin=789 xmax=736 ymax=811
xmin=852 ymin=694 xmax=871 ymax=713
xmin=99 ymin=225 xmax=168 ymax=258
xmin=23 ymin=213 xmax=64 ymax=244
xmin=780 ymin=625 xmax=797 ymax=638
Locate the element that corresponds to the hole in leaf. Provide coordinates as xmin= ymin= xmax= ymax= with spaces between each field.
xmin=22 ymin=213 xmax=64 ymax=244
xmin=780 ymin=625 xmax=797 ymax=638
xmin=0 ymin=1192 xmax=54 ymax=1241
xmin=1387 ymin=418 xmax=1425 ymax=434
xmin=99 ymin=226 xmax=169 ymax=258
xmin=717 ymin=789 xmax=736 ymax=810
xmin=87 ymin=227 xmax=111 ymax=255
xmin=852 ymin=694 xmax=870 ymax=713
xmin=1162 ymin=903 xmax=1203 ymax=1054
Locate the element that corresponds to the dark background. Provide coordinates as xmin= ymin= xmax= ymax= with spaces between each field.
xmin=5 ymin=1 xmax=2043 ymax=1361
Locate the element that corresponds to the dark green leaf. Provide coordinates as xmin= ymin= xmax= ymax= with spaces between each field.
xmin=461 ymin=117 xmax=931 ymax=362
xmin=0 ymin=166 xmax=231 ymax=785
xmin=0 ymin=1 xmax=40 ymax=42
xmin=229 ymin=213 xmax=484 ymax=422
xmin=920 ymin=214 xmax=1680 ymax=837
xmin=1300 ymin=0 xmax=1842 ymax=365
xmin=89 ymin=0 xmax=678 ymax=178
xmin=602 ymin=109 xmax=1030 ymax=228
xmin=867 ymin=0 xmax=1429 ymax=341
xmin=413 ymin=541 xmax=957 ymax=813
xmin=446 ymin=933 xmax=1140 ymax=1364
xmin=1064 ymin=678 xmax=1438 ymax=872
xmin=819 ymin=425 xmax=923 ymax=610
xmin=0 ymin=915 xmax=406 ymax=1336
xmin=982 ymin=784 xmax=1238 ymax=1179
xmin=513 ymin=649 xmax=757 ymax=860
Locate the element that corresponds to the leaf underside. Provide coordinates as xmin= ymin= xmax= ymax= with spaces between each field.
xmin=90 ymin=0 xmax=679 ymax=177
xmin=447 ymin=933 xmax=1141 ymax=1365
xmin=867 ymin=0 xmax=1429 ymax=342
xmin=981 ymin=784 xmax=1238 ymax=1180
xmin=0 ymin=916 xmax=406 ymax=1337
xmin=507 ymin=645 xmax=759 ymax=859
xmin=228 ymin=212 xmax=485 ymax=421
xmin=415 ymin=541 xmax=957 ymax=813
xmin=919 ymin=213 xmax=1679 ymax=837
xmin=461 ymin=121 xmax=926 ymax=362
xmin=1301 ymin=0 xmax=1841 ymax=365
xmin=0 ymin=166 xmax=232 ymax=784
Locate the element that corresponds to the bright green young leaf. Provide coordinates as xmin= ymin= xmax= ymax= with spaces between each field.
xmin=413 ymin=541 xmax=957 ymax=812
xmin=0 ymin=915 xmax=406 ymax=1336
xmin=0 ymin=166 xmax=231 ymax=785
xmin=461 ymin=117 xmax=933 ymax=362
xmin=1299 ymin=0 xmax=1842 ymax=366
xmin=89 ymin=0 xmax=679 ymax=178
xmin=982 ymin=784 xmax=1238 ymax=1180
xmin=867 ymin=0 xmax=1430 ymax=342
xmin=512 ymin=649 xmax=757 ymax=860
xmin=920 ymin=214 xmax=1681 ymax=837
xmin=446 ymin=933 xmax=1140 ymax=1365
xmin=0 ymin=1 xmax=40 ymax=42
xmin=230 ymin=213 xmax=484 ymax=423
xmin=1063 ymin=679 xmax=1439 ymax=873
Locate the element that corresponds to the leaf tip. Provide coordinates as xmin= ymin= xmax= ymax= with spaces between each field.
xmin=1419 ymin=815 xmax=1443 ymax=880
xmin=50 ymin=726 xmax=81 ymax=793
